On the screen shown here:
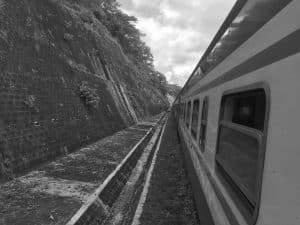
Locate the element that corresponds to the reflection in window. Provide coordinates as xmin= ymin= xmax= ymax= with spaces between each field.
xmin=217 ymin=125 xmax=259 ymax=200
xmin=191 ymin=99 xmax=200 ymax=139
xmin=222 ymin=90 xmax=266 ymax=130
xmin=186 ymin=101 xmax=191 ymax=128
xmin=216 ymin=89 xmax=267 ymax=217
xmin=199 ymin=97 xmax=209 ymax=151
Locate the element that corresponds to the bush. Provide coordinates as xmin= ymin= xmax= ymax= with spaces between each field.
xmin=78 ymin=81 xmax=100 ymax=109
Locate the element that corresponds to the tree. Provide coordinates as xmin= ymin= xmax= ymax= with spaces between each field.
xmin=95 ymin=0 xmax=176 ymax=97
xmin=99 ymin=0 xmax=154 ymax=67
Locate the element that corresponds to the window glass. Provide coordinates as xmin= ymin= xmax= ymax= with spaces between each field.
xmin=199 ymin=98 xmax=209 ymax=151
xmin=222 ymin=90 xmax=266 ymax=130
xmin=216 ymin=88 xmax=267 ymax=215
xmin=186 ymin=101 xmax=191 ymax=128
xmin=191 ymin=99 xmax=200 ymax=139
xmin=217 ymin=126 xmax=259 ymax=201
xmin=202 ymin=98 xmax=209 ymax=121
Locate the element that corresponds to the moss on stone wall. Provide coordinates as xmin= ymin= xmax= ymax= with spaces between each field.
xmin=0 ymin=0 xmax=169 ymax=180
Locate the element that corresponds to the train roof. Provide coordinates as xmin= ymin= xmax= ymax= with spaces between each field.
xmin=179 ymin=0 xmax=292 ymax=98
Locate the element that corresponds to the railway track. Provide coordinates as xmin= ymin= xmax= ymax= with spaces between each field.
xmin=0 ymin=112 xmax=200 ymax=225
xmin=0 ymin=111 xmax=200 ymax=225
xmin=67 ymin=113 xmax=169 ymax=225
xmin=0 ymin=114 xmax=166 ymax=225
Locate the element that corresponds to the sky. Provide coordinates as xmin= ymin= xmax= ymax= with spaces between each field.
xmin=118 ymin=0 xmax=236 ymax=86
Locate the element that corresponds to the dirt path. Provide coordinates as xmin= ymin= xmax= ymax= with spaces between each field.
xmin=138 ymin=114 xmax=200 ymax=225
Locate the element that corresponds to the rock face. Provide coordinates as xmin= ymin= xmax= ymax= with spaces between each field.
xmin=0 ymin=0 xmax=169 ymax=180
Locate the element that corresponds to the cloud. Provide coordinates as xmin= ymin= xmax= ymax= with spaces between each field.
xmin=118 ymin=0 xmax=235 ymax=86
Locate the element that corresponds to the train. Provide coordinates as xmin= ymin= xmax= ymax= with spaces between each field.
xmin=173 ymin=0 xmax=300 ymax=224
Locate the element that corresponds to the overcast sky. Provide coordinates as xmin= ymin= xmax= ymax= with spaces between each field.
xmin=118 ymin=0 xmax=236 ymax=86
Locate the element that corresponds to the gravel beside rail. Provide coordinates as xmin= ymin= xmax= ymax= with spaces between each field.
xmin=139 ymin=114 xmax=200 ymax=225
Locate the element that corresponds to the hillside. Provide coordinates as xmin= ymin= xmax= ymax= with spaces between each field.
xmin=0 ymin=0 xmax=177 ymax=180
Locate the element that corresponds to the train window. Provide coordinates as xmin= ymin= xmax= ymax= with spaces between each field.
xmin=186 ymin=101 xmax=191 ymax=128
xmin=199 ymin=97 xmax=209 ymax=151
xmin=216 ymin=89 xmax=267 ymax=218
xmin=191 ymin=99 xmax=200 ymax=139
xmin=222 ymin=90 xmax=266 ymax=130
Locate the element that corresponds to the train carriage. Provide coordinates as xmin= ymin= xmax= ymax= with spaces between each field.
xmin=174 ymin=0 xmax=300 ymax=224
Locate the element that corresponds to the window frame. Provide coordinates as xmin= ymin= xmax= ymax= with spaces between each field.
xmin=215 ymin=83 xmax=270 ymax=225
xmin=216 ymin=121 xmax=263 ymax=206
xmin=199 ymin=96 xmax=209 ymax=151
xmin=191 ymin=98 xmax=200 ymax=139
xmin=186 ymin=101 xmax=192 ymax=128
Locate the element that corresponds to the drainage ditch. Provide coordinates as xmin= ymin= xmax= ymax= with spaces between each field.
xmin=66 ymin=113 xmax=168 ymax=225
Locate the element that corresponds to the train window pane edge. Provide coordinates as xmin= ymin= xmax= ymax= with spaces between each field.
xmin=216 ymin=87 xmax=268 ymax=224
xmin=199 ymin=97 xmax=209 ymax=151
xmin=191 ymin=99 xmax=200 ymax=139
xmin=186 ymin=101 xmax=192 ymax=128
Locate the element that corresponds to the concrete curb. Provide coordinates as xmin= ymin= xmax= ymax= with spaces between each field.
xmin=66 ymin=113 xmax=167 ymax=225
xmin=131 ymin=117 xmax=168 ymax=225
